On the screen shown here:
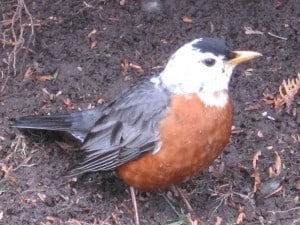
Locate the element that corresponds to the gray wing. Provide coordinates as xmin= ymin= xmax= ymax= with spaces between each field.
xmin=68 ymin=81 xmax=171 ymax=176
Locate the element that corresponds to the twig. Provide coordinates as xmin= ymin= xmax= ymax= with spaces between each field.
xmin=268 ymin=207 xmax=300 ymax=214
xmin=0 ymin=75 xmax=9 ymax=92
xmin=130 ymin=186 xmax=140 ymax=225
xmin=7 ymin=0 xmax=35 ymax=76
xmin=267 ymin=32 xmax=287 ymax=40
xmin=12 ymin=156 xmax=37 ymax=171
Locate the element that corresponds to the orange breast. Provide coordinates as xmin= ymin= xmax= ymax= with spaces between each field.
xmin=117 ymin=94 xmax=233 ymax=191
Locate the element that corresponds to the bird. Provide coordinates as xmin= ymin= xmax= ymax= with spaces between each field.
xmin=12 ymin=37 xmax=261 ymax=223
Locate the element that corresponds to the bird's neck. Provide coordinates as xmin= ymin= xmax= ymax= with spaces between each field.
xmin=197 ymin=90 xmax=229 ymax=108
xmin=150 ymin=76 xmax=229 ymax=108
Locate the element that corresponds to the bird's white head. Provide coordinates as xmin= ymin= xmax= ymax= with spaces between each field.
xmin=152 ymin=38 xmax=262 ymax=107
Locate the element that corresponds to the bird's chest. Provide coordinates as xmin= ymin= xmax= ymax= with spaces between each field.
xmin=118 ymin=94 xmax=233 ymax=191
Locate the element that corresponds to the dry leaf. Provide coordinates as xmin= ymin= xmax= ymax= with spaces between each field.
xmin=294 ymin=196 xmax=300 ymax=205
xmin=262 ymin=88 xmax=277 ymax=105
xmin=67 ymin=219 xmax=83 ymax=225
xmin=63 ymin=98 xmax=74 ymax=109
xmin=55 ymin=91 xmax=62 ymax=97
xmin=244 ymin=26 xmax=264 ymax=35
xmin=277 ymin=73 xmax=300 ymax=109
xmin=1 ymin=19 xmax=12 ymax=26
xmin=273 ymin=151 xmax=282 ymax=175
xmin=56 ymin=141 xmax=75 ymax=152
xmin=129 ymin=63 xmax=144 ymax=74
xmin=83 ymin=1 xmax=94 ymax=8
xmin=274 ymin=96 xmax=285 ymax=112
xmin=236 ymin=206 xmax=246 ymax=224
xmin=252 ymin=151 xmax=262 ymax=193
xmin=90 ymin=40 xmax=97 ymax=49
xmin=252 ymin=169 xmax=261 ymax=193
xmin=124 ymin=75 xmax=131 ymax=81
xmin=187 ymin=214 xmax=203 ymax=225
xmin=291 ymin=134 xmax=300 ymax=143
xmin=121 ymin=59 xmax=144 ymax=75
xmin=121 ymin=59 xmax=130 ymax=74
xmin=97 ymin=98 xmax=104 ymax=104
xmin=182 ymin=16 xmax=193 ymax=23
xmin=244 ymin=67 xmax=255 ymax=76
xmin=119 ymin=0 xmax=126 ymax=6
xmin=36 ymin=75 xmax=54 ymax=81
xmin=111 ymin=212 xmax=121 ymax=224
xmin=129 ymin=63 xmax=142 ymax=70
xmin=214 ymin=216 xmax=222 ymax=225
xmin=46 ymin=216 xmax=56 ymax=223
xmin=268 ymin=151 xmax=282 ymax=177
xmin=274 ymin=0 xmax=283 ymax=8
xmin=23 ymin=67 xmax=33 ymax=81
xmin=37 ymin=193 xmax=46 ymax=201
xmin=295 ymin=180 xmax=300 ymax=190
xmin=252 ymin=151 xmax=261 ymax=169
xmin=264 ymin=73 xmax=300 ymax=113
xmin=88 ymin=28 xmax=97 ymax=38
xmin=268 ymin=166 xmax=276 ymax=177
xmin=257 ymin=130 xmax=264 ymax=138
xmin=87 ymin=103 xmax=93 ymax=109
xmin=245 ymin=102 xmax=262 ymax=111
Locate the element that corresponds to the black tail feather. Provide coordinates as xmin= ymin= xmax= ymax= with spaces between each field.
xmin=11 ymin=107 xmax=104 ymax=142
xmin=11 ymin=114 xmax=73 ymax=131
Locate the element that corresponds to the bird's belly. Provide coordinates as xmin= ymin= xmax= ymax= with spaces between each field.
xmin=117 ymin=94 xmax=233 ymax=191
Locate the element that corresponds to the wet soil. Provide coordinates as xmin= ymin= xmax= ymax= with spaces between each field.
xmin=0 ymin=1 xmax=299 ymax=224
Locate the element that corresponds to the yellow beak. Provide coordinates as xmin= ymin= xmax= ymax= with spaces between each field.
xmin=228 ymin=51 xmax=262 ymax=65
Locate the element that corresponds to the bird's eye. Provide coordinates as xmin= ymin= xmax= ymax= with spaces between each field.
xmin=203 ymin=58 xmax=216 ymax=67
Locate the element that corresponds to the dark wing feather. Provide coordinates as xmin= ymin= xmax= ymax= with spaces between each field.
xmin=68 ymin=81 xmax=170 ymax=176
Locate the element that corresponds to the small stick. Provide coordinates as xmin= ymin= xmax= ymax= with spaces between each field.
xmin=173 ymin=185 xmax=194 ymax=213
xmin=267 ymin=32 xmax=287 ymax=40
xmin=130 ymin=186 xmax=140 ymax=225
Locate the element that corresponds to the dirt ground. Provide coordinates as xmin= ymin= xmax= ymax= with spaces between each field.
xmin=0 ymin=1 xmax=299 ymax=224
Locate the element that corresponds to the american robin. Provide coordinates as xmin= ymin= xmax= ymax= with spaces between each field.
xmin=12 ymin=37 xmax=261 ymax=191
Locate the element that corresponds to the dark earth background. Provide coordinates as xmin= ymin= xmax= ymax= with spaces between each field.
xmin=0 ymin=0 xmax=299 ymax=224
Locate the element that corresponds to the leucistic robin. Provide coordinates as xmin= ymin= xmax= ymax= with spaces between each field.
xmin=12 ymin=37 xmax=261 ymax=223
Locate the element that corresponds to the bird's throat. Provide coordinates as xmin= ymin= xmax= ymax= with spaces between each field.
xmin=197 ymin=90 xmax=229 ymax=108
